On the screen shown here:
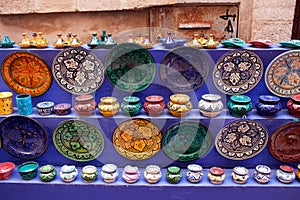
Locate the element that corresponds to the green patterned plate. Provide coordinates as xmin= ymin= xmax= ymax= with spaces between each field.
xmin=53 ymin=120 xmax=105 ymax=162
xmin=162 ymin=121 xmax=212 ymax=162
xmin=105 ymin=43 xmax=156 ymax=92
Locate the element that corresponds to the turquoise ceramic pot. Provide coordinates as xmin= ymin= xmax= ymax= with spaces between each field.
xmin=121 ymin=96 xmax=142 ymax=116
xmin=18 ymin=161 xmax=39 ymax=180
xmin=228 ymin=95 xmax=252 ymax=117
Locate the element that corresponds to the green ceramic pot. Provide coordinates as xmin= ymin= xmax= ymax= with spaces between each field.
xmin=18 ymin=161 xmax=39 ymax=180
xmin=166 ymin=166 xmax=182 ymax=184
xmin=81 ymin=165 xmax=98 ymax=183
xmin=227 ymin=95 xmax=252 ymax=117
xmin=120 ymin=96 xmax=142 ymax=116
xmin=39 ymin=164 xmax=57 ymax=182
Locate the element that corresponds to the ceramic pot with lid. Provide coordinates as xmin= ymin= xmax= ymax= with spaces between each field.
xmin=198 ymin=94 xmax=223 ymax=118
xmin=143 ymin=95 xmax=165 ymax=116
xmin=227 ymin=95 xmax=252 ymax=117
xmin=144 ymin=165 xmax=162 ymax=184
xmin=186 ymin=164 xmax=203 ymax=183
xmin=167 ymin=94 xmax=192 ymax=117
xmin=208 ymin=167 xmax=225 ymax=185
xmin=101 ymin=164 xmax=119 ymax=183
xmin=287 ymin=94 xmax=300 ymax=118
xmin=166 ymin=166 xmax=182 ymax=184
xmin=256 ymin=95 xmax=282 ymax=117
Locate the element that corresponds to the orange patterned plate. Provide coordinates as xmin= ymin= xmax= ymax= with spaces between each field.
xmin=1 ymin=51 xmax=52 ymax=96
xmin=112 ymin=118 xmax=162 ymax=160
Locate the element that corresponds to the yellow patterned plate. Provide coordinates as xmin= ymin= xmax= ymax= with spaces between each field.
xmin=1 ymin=51 xmax=52 ymax=96
xmin=112 ymin=118 xmax=162 ymax=160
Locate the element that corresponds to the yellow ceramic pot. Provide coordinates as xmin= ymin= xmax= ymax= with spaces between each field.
xmin=0 ymin=92 xmax=13 ymax=115
xmin=98 ymin=97 xmax=120 ymax=117
xmin=167 ymin=94 xmax=192 ymax=117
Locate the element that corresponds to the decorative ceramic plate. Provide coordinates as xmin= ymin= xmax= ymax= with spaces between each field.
xmin=53 ymin=119 xmax=104 ymax=162
xmin=265 ymin=50 xmax=300 ymax=97
xmin=220 ymin=38 xmax=246 ymax=48
xmin=105 ymin=43 xmax=156 ymax=92
xmin=215 ymin=120 xmax=268 ymax=160
xmin=1 ymin=51 xmax=52 ymax=96
xmin=279 ymin=40 xmax=300 ymax=48
xmin=248 ymin=40 xmax=273 ymax=48
xmin=52 ymin=47 xmax=104 ymax=94
xmin=0 ymin=116 xmax=48 ymax=159
xmin=268 ymin=121 xmax=300 ymax=163
xmin=213 ymin=50 xmax=264 ymax=94
xmin=162 ymin=121 xmax=212 ymax=162
xmin=112 ymin=118 xmax=162 ymax=160
xmin=160 ymin=46 xmax=210 ymax=92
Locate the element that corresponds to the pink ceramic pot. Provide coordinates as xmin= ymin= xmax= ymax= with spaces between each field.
xmin=0 ymin=162 xmax=15 ymax=180
xmin=74 ymin=94 xmax=96 ymax=116
xmin=143 ymin=95 xmax=165 ymax=116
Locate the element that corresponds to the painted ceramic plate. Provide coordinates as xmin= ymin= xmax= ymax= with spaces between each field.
xmin=213 ymin=50 xmax=264 ymax=94
xmin=0 ymin=116 xmax=48 ymax=159
xmin=160 ymin=46 xmax=210 ymax=92
xmin=52 ymin=47 xmax=104 ymax=94
xmin=53 ymin=119 xmax=104 ymax=162
xmin=162 ymin=121 xmax=212 ymax=162
xmin=220 ymin=38 xmax=246 ymax=48
xmin=279 ymin=40 xmax=300 ymax=48
xmin=265 ymin=50 xmax=300 ymax=97
xmin=268 ymin=121 xmax=300 ymax=163
xmin=248 ymin=40 xmax=273 ymax=48
xmin=112 ymin=118 xmax=162 ymax=160
xmin=1 ymin=51 xmax=52 ymax=96
xmin=215 ymin=120 xmax=268 ymax=160
xmin=105 ymin=43 xmax=156 ymax=92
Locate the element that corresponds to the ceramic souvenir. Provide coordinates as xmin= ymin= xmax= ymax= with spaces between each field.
xmin=255 ymin=95 xmax=282 ymax=117
xmin=39 ymin=164 xmax=57 ymax=182
xmin=16 ymin=94 xmax=33 ymax=115
xmin=36 ymin=101 xmax=55 ymax=116
xmin=287 ymin=93 xmax=300 ymax=118
xmin=1 ymin=35 xmax=15 ymax=48
xmin=186 ymin=164 xmax=203 ymax=183
xmin=106 ymin=33 xmax=117 ymax=45
xmin=65 ymin=32 xmax=72 ymax=46
xmin=98 ymin=96 xmax=120 ymax=117
xmin=276 ymin=165 xmax=295 ymax=184
xmin=144 ymin=165 xmax=162 ymax=184
xmin=69 ymin=33 xmax=82 ymax=47
xmin=120 ymin=96 xmax=142 ymax=116
xmin=141 ymin=34 xmax=154 ymax=49
xmin=60 ymin=165 xmax=78 ymax=183
xmin=35 ymin=32 xmax=48 ymax=48
xmin=167 ymin=94 xmax=192 ymax=117
xmin=279 ymin=40 xmax=300 ymax=48
xmin=248 ymin=39 xmax=273 ymax=48
xmin=198 ymin=94 xmax=224 ymax=117
xmin=31 ymin=32 xmax=38 ymax=47
xmin=254 ymin=165 xmax=271 ymax=184
xmin=296 ymin=164 xmax=300 ymax=181
xmin=198 ymin=33 xmax=207 ymax=46
xmin=18 ymin=161 xmax=39 ymax=180
xmin=221 ymin=38 xmax=246 ymax=48
xmin=227 ymin=95 xmax=252 ymax=117
xmin=87 ymin=33 xmax=101 ymax=48
xmin=0 ymin=162 xmax=15 ymax=180
xmin=101 ymin=164 xmax=118 ymax=183
xmin=53 ymin=33 xmax=65 ymax=48
xmin=143 ymin=95 xmax=165 ymax=116
xmin=18 ymin=33 xmax=31 ymax=48
xmin=101 ymin=30 xmax=108 ymax=43
xmin=208 ymin=167 xmax=225 ymax=184
xmin=0 ymin=92 xmax=13 ymax=115
xmin=54 ymin=103 xmax=71 ymax=115
xmin=164 ymin=32 xmax=176 ymax=49
xmin=127 ymin=34 xmax=135 ymax=43
xmin=231 ymin=166 xmax=249 ymax=184
xmin=74 ymin=94 xmax=96 ymax=116
xmin=122 ymin=165 xmax=140 ymax=183
xmin=187 ymin=34 xmax=202 ymax=48
xmin=81 ymin=165 xmax=98 ymax=183
xmin=166 ymin=166 xmax=182 ymax=184
xmin=206 ymin=34 xmax=219 ymax=49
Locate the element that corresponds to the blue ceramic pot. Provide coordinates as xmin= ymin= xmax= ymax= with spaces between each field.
xmin=256 ymin=95 xmax=281 ymax=117
xmin=16 ymin=94 xmax=33 ymax=116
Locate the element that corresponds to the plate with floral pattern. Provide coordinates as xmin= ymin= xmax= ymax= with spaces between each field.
xmin=53 ymin=119 xmax=105 ymax=162
xmin=162 ymin=121 xmax=212 ymax=162
xmin=215 ymin=120 xmax=268 ymax=160
xmin=160 ymin=46 xmax=211 ymax=92
xmin=0 ymin=116 xmax=48 ymax=159
xmin=265 ymin=50 xmax=300 ymax=97
xmin=112 ymin=118 xmax=162 ymax=160
xmin=105 ymin=43 xmax=156 ymax=92
xmin=213 ymin=50 xmax=264 ymax=94
xmin=52 ymin=47 xmax=104 ymax=94
xmin=1 ymin=51 xmax=52 ymax=96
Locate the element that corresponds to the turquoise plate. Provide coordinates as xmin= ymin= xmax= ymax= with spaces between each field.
xmin=279 ymin=40 xmax=300 ymax=48
xmin=221 ymin=38 xmax=246 ymax=48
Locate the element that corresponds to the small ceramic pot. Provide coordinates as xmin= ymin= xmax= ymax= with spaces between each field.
xmin=18 ymin=161 xmax=39 ymax=180
xmin=296 ymin=164 xmax=300 ymax=181
xmin=166 ymin=166 xmax=182 ymax=184
xmin=255 ymin=95 xmax=281 ymax=117
xmin=276 ymin=165 xmax=295 ymax=184
xmin=101 ymin=164 xmax=118 ymax=183
xmin=208 ymin=167 xmax=225 ymax=185
xmin=198 ymin=94 xmax=224 ymax=118
xmin=54 ymin=103 xmax=71 ymax=115
xmin=231 ymin=166 xmax=249 ymax=184
xmin=0 ymin=162 xmax=15 ymax=180
xmin=36 ymin=101 xmax=55 ymax=116
xmin=167 ymin=94 xmax=192 ymax=117
xmin=143 ymin=95 xmax=166 ymax=116
xmin=227 ymin=95 xmax=252 ymax=117
xmin=186 ymin=164 xmax=203 ymax=183
xmin=144 ymin=165 xmax=162 ymax=184
xmin=16 ymin=94 xmax=33 ymax=116
xmin=120 ymin=96 xmax=142 ymax=116
xmin=60 ymin=165 xmax=78 ymax=183
xmin=122 ymin=165 xmax=140 ymax=183
xmin=287 ymin=94 xmax=300 ymax=118
xmin=253 ymin=165 xmax=271 ymax=184
xmin=98 ymin=97 xmax=120 ymax=117
xmin=81 ymin=165 xmax=98 ymax=183
xmin=0 ymin=92 xmax=13 ymax=115
xmin=39 ymin=164 xmax=57 ymax=182
xmin=74 ymin=94 xmax=96 ymax=116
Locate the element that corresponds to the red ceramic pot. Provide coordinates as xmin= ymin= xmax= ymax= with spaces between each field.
xmin=0 ymin=162 xmax=15 ymax=180
xmin=287 ymin=94 xmax=300 ymax=118
xmin=143 ymin=95 xmax=165 ymax=116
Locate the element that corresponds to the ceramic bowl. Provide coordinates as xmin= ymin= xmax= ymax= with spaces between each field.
xmin=36 ymin=101 xmax=55 ymax=116
xmin=54 ymin=103 xmax=71 ymax=115
xmin=0 ymin=162 xmax=15 ymax=180
xmin=18 ymin=161 xmax=39 ymax=180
